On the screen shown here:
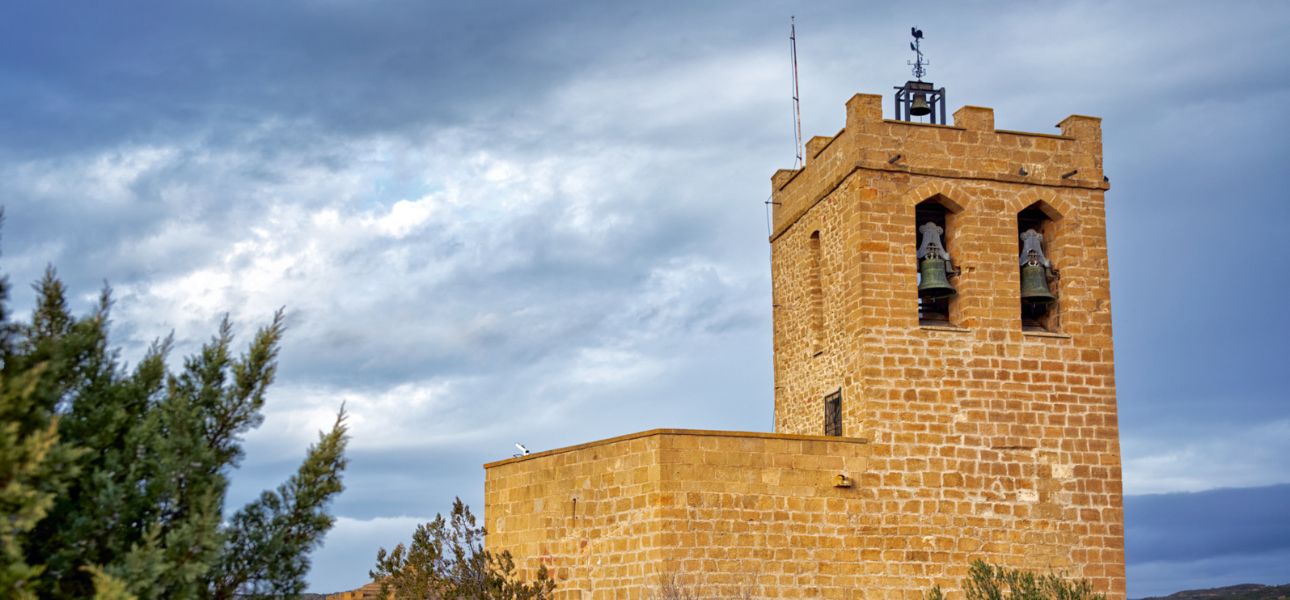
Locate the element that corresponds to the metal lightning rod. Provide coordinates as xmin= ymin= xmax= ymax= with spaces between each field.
xmin=790 ymin=16 xmax=803 ymax=169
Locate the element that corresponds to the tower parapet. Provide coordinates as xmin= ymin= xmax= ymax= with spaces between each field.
xmin=772 ymin=94 xmax=1107 ymax=241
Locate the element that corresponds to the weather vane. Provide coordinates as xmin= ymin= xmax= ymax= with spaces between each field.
xmin=894 ymin=26 xmax=944 ymax=123
xmin=909 ymin=27 xmax=927 ymax=81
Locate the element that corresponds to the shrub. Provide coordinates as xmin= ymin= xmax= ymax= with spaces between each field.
xmin=927 ymin=560 xmax=1106 ymax=600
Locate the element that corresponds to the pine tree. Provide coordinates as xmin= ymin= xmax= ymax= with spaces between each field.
xmin=211 ymin=409 xmax=349 ymax=599
xmin=0 ymin=261 xmax=349 ymax=599
xmin=0 ymin=267 xmax=91 ymax=599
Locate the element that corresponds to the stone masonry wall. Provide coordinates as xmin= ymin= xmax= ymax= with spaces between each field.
xmin=485 ymin=430 xmax=872 ymax=600
xmin=769 ymin=95 xmax=1124 ymax=596
xmin=324 ymin=581 xmax=384 ymax=599
xmin=485 ymin=431 xmax=666 ymax=594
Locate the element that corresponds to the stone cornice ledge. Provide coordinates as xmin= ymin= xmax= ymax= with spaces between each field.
xmin=769 ymin=161 xmax=1110 ymax=242
xmin=483 ymin=428 xmax=870 ymax=469
xmin=853 ymin=159 xmax=1109 ymax=191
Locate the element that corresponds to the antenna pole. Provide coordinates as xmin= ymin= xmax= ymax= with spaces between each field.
xmin=790 ymin=16 xmax=803 ymax=168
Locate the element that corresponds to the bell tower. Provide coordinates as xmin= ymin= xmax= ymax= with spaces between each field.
xmin=478 ymin=31 xmax=1124 ymax=600
xmin=768 ymin=78 xmax=1124 ymax=592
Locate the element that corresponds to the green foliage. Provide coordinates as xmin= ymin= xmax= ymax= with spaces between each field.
xmin=928 ymin=560 xmax=1107 ymax=600
xmin=0 ymin=266 xmax=92 ymax=599
xmin=212 ymin=410 xmax=350 ymax=599
xmin=372 ymin=498 xmax=556 ymax=600
xmin=84 ymin=565 xmax=137 ymax=600
xmin=0 ymin=261 xmax=350 ymax=599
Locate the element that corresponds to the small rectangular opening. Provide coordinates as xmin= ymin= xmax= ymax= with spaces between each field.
xmin=824 ymin=391 xmax=842 ymax=436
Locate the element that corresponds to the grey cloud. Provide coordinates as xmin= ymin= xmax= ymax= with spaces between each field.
xmin=0 ymin=1 xmax=794 ymax=159
xmin=1130 ymin=550 xmax=1290 ymax=599
xmin=1 ymin=1 xmax=545 ymax=156
xmin=1127 ymin=484 xmax=1290 ymax=564
xmin=4 ymin=0 xmax=1290 ymax=594
xmin=1125 ymin=484 xmax=1290 ymax=597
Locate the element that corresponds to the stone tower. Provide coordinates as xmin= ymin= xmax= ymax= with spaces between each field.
xmin=480 ymin=91 xmax=1125 ymax=600
xmin=770 ymin=93 xmax=1123 ymax=593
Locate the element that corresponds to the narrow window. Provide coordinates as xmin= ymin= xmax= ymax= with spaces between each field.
xmin=915 ymin=199 xmax=959 ymax=325
xmin=1018 ymin=202 xmax=1061 ymax=331
xmin=824 ymin=390 xmax=842 ymax=436
xmin=808 ymin=231 xmax=824 ymax=354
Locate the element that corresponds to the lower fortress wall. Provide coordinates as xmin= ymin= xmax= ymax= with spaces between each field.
xmin=485 ymin=429 xmax=1121 ymax=600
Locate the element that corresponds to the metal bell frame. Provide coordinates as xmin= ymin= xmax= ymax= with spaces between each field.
xmin=894 ymin=81 xmax=946 ymax=124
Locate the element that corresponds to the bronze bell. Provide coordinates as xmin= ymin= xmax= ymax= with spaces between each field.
xmin=918 ymin=257 xmax=956 ymax=299
xmin=1020 ymin=262 xmax=1056 ymax=304
xmin=909 ymin=93 xmax=931 ymax=116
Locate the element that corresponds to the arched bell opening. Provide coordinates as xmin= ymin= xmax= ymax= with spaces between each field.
xmin=1017 ymin=201 xmax=1062 ymax=332
xmin=915 ymin=196 xmax=962 ymax=326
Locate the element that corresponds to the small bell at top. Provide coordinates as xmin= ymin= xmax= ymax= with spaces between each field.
xmin=909 ymin=93 xmax=931 ymax=116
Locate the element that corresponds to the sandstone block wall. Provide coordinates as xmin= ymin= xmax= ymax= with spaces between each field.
xmin=486 ymin=429 xmax=666 ymax=592
xmin=485 ymin=429 xmax=872 ymax=599
xmin=324 ymin=581 xmax=384 ymax=599
xmin=769 ymin=95 xmax=1123 ymax=595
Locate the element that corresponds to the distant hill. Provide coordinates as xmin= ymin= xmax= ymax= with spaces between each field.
xmin=1141 ymin=583 xmax=1290 ymax=600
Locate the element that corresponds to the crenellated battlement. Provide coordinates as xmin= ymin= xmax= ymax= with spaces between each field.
xmin=771 ymin=93 xmax=1106 ymax=240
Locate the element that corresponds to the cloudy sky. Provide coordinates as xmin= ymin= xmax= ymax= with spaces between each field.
xmin=3 ymin=0 xmax=1288 ymax=596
